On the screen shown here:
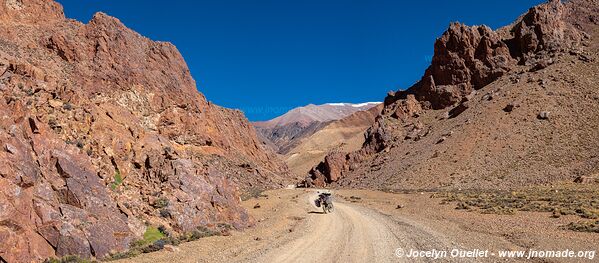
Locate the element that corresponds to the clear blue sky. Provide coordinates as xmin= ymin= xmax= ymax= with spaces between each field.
xmin=56 ymin=0 xmax=544 ymax=121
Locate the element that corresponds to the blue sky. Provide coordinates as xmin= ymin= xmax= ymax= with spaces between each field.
xmin=56 ymin=0 xmax=545 ymax=121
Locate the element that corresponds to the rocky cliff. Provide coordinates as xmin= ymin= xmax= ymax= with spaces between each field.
xmin=307 ymin=0 xmax=598 ymax=188
xmin=0 ymin=0 xmax=288 ymax=261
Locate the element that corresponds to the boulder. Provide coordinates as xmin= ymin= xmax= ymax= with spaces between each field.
xmin=538 ymin=111 xmax=551 ymax=120
xmin=574 ymin=176 xmax=598 ymax=184
xmin=503 ymin=102 xmax=519 ymax=112
xmin=323 ymin=152 xmax=347 ymax=182
xmin=391 ymin=95 xmax=422 ymax=120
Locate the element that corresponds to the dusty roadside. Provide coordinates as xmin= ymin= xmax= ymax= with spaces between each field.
xmin=117 ymin=189 xmax=599 ymax=263
xmin=335 ymin=189 xmax=599 ymax=261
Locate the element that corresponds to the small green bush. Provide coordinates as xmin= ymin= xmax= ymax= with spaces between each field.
xmin=142 ymin=226 xmax=165 ymax=245
xmin=105 ymin=224 xmax=229 ymax=261
xmin=109 ymin=170 xmax=123 ymax=191
xmin=153 ymin=197 xmax=169 ymax=208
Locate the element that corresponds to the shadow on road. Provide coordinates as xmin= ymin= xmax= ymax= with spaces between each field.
xmin=308 ymin=211 xmax=325 ymax=214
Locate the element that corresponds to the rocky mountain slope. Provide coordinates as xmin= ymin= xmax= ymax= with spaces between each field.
xmin=0 ymin=0 xmax=288 ymax=262
xmin=307 ymin=0 xmax=599 ymax=189
xmin=253 ymin=102 xmax=379 ymax=154
xmin=285 ymin=104 xmax=383 ymax=177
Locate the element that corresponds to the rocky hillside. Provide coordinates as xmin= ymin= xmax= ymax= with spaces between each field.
xmin=285 ymin=104 xmax=383 ymax=177
xmin=0 ymin=0 xmax=288 ymax=262
xmin=307 ymin=0 xmax=599 ymax=189
xmin=254 ymin=102 xmax=379 ymax=154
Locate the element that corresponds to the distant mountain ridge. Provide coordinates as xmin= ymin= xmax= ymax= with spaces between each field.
xmin=254 ymin=102 xmax=380 ymax=127
xmin=253 ymin=102 xmax=380 ymax=154
xmin=284 ymin=104 xmax=383 ymax=177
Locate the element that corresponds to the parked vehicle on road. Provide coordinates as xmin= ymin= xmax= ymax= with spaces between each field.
xmin=315 ymin=192 xmax=334 ymax=213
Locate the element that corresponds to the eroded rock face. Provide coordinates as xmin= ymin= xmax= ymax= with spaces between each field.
xmin=0 ymin=0 xmax=288 ymax=261
xmin=402 ymin=23 xmax=514 ymax=109
xmin=0 ymin=105 xmax=132 ymax=261
xmin=378 ymin=0 xmax=585 ymax=143
xmin=510 ymin=0 xmax=584 ymax=62
xmin=384 ymin=0 xmax=584 ymax=111
xmin=308 ymin=0 xmax=587 ymax=187
xmin=307 ymin=152 xmax=346 ymax=186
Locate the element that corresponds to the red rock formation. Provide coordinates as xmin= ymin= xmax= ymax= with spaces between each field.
xmin=510 ymin=0 xmax=584 ymax=62
xmin=307 ymin=152 xmax=347 ymax=186
xmin=0 ymin=0 xmax=288 ymax=261
xmin=308 ymin=0 xmax=588 ymax=187
xmin=385 ymin=23 xmax=515 ymax=110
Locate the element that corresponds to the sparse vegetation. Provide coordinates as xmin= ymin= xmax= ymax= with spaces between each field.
xmin=109 ymin=170 xmax=123 ymax=191
xmin=105 ymin=250 xmax=141 ymax=261
xmin=43 ymin=255 xmax=95 ymax=263
xmin=183 ymin=225 xmax=221 ymax=241
xmin=106 ymin=224 xmax=231 ymax=261
xmin=106 ymin=226 xmax=167 ymax=261
xmin=153 ymin=197 xmax=170 ymax=208
xmin=567 ymin=221 xmax=599 ymax=233
xmin=432 ymin=184 xmax=599 ymax=232
xmin=141 ymin=226 xmax=166 ymax=245
xmin=240 ymin=187 xmax=264 ymax=201
xmin=217 ymin=222 xmax=234 ymax=232
xmin=455 ymin=202 xmax=470 ymax=210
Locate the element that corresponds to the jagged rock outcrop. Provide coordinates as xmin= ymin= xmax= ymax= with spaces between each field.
xmin=307 ymin=152 xmax=347 ymax=186
xmin=384 ymin=0 xmax=585 ymax=111
xmin=0 ymin=104 xmax=134 ymax=261
xmin=308 ymin=0 xmax=592 ymax=188
xmin=410 ymin=23 xmax=514 ymax=109
xmin=0 ymin=0 xmax=288 ymax=262
xmin=509 ymin=0 xmax=584 ymax=62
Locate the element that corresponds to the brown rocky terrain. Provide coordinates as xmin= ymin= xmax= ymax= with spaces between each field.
xmin=0 ymin=0 xmax=289 ymax=262
xmin=285 ymin=104 xmax=383 ymax=178
xmin=253 ymin=102 xmax=379 ymax=154
xmin=307 ymin=0 xmax=599 ymax=189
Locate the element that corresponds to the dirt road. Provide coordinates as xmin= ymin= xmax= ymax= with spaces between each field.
xmin=259 ymin=200 xmax=473 ymax=263
xmin=119 ymin=189 xmax=598 ymax=263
